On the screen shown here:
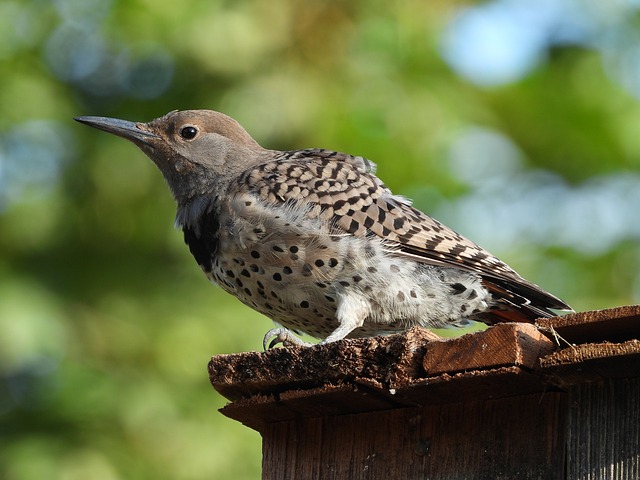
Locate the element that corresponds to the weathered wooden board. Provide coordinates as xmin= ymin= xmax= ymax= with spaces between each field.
xmin=219 ymin=367 xmax=556 ymax=431
xmin=536 ymin=305 xmax=640 ymax=345
xmin=210 ymin=323 xmax=557 ymax=402
xmin=566 ymin=378 xmax=640 ymax=480
xmin=208 ymin=306 xmax=640 ymax=480
xmin=262 ymin=392 xmax=566 ymax=480
xmin=220 ymin=384 xmax=407 ymax=431
xmin=208 ymin=326 xmax=435 ymax=401
xmin=539 ymin=339 xmax=640 ymax=386
xmin=423 ymin=323 xmax=554 ymax=375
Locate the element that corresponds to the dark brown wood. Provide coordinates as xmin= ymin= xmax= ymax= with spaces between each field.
xmin=207 ymin=306 xmax=640 ymax=479
xmin=262 ymin=392 xmax=566 ymax=480
xmin=220 ymin=384 xmax=407 ymax=431
xmin=208 ymin=326 xmax=436 ymax=401
xmin=397 ymin=366 xmax=559 ymax=406
xmin=536 ymin=305 xmax=640 ymax=345
xmin=540 ymin=340 xmax=640 ymax=387
xmin=213 ymin=323 xmax=559 ymax=429
xmin=219 ymin=366 xmax=558 ymax=431
xmin=566 ymin=378 xmax=640 ymax=480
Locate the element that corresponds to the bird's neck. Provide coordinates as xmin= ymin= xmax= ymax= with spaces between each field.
xmin=174 ymin=193 xmax=221 ymax=231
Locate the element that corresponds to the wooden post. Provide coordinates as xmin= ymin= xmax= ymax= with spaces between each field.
xmin=208 ymin=306 xmax=640 ymax=480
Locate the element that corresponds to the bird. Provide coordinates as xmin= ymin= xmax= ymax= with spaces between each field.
xmin=75 ymin=110 xmax=572 ymax=348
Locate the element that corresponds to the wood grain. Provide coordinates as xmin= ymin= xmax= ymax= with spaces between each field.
xmin=423 ymin=323 xmax=554 ymax=375
xmin=567 ymin=378 xmax=640 ymax=480
xmin=536 ymin=305 xmax=640 ymax=345
xmin=262 ymin=392 xmax=566 ymax=480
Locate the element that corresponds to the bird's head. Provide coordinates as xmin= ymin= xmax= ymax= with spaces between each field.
xmin=75 ymin=110 xmax=266 ymax=202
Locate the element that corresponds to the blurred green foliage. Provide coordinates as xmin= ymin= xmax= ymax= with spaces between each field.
xmin=1 ymin=0 xmax=640 ymax=479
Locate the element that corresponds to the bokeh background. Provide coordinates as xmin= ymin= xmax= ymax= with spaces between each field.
xmin=2 ymin=0 xmax=640 ymax=478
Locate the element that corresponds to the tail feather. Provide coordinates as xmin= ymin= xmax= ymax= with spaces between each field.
xmin=472 ymin=278 xmax=573 ymax=325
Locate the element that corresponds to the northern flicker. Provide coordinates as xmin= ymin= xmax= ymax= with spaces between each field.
xmin=75 ymin=110 xmax=571 ymax=348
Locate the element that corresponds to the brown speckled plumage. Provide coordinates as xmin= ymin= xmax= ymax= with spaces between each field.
xmin=75 ymin=110 xmax=572 ymax=346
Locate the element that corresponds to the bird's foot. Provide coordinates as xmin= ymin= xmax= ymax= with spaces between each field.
xmin=263 ymin=328 xmax=313 ymax=350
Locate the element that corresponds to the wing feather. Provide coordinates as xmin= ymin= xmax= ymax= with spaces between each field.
xmin=236 ymin=149 xmax=571 ymax=320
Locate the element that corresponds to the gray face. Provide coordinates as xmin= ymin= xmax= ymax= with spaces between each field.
xmin=75 ymin=110 xmax=264 ymax=201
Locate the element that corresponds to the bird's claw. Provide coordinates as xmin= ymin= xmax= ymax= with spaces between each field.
xmin=263 ymin=328 xmax=312 ymax=350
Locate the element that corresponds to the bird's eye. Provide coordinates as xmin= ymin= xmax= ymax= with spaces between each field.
xmin=179 ymin=126 xmax=198 ymax=140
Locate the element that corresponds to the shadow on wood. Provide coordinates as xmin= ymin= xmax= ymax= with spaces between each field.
xmin=208 ymin=305 xmax=640 ymax=480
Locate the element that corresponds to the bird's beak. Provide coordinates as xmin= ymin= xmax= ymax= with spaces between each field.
xmin=74 ymin=116 xmax=160 ymax=146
